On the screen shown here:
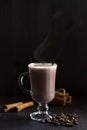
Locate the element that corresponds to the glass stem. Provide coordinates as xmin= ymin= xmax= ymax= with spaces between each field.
xmin=37 ymin=103 xmax=49 ymax=114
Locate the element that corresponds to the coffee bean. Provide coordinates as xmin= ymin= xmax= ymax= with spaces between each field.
xmin=40 ymin=113 xmax=78 ymax=127
xmin=67 ymin=114 xmax=72 ymax=117
xmin=60 ymin=113 xmax=65 ymax=118
xmin=41 ymin=119 xmax=46 ymax=123
xmin=47 ymin=118 xmax=52 ymax=123
xmin=52 ymin=120 xmax=57 ymax=124
xmin=73 ymin=114 xmax=78 ymax=118
xmin=72 ymin=118 xmax=78 ymax=125
xmin=66 ymin=122 xmax=73 ymax=127
xmin=59 ymin=117 xmax=65 ymax=122
xmin=74 ymin=121 xmax=79 ymax=125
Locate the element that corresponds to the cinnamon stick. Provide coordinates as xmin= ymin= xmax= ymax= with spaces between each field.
xmin=55 ymin=91 xmax=69 ymax=98
xmin=52 ymin=96 xmax=72 ymax=105
xmin=10 ymin=101 xmax=34 ymax=112
xmin=4 ymin=102 xmax=23 ymax=112
xmin=51 ymin=89 xmax=72 ymax=106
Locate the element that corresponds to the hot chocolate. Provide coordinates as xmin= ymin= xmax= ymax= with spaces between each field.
xmin=28 ymin=63 xmax=57 ymax=103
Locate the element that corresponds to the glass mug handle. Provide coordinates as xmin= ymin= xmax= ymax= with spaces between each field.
xmin=18 ymin=72 xmax=32 ymax=95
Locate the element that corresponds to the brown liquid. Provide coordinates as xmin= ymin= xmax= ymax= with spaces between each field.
xmin=28 ymin=63 xmax=57 ymax=103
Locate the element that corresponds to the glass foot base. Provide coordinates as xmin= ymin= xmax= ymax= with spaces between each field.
xmin=30 ymin=111 xmax=56 ymax=121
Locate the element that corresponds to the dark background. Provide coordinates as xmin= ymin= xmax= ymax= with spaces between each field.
xmin=0 ymin=0 xmax=87 ymax=96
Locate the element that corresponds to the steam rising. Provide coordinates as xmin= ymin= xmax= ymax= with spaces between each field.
xmin=34 ymin=12 xmax=78 ymax=63
xmin=34 ymin=34 xmax=49 ymax=62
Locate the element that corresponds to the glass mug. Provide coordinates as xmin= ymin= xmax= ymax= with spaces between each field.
xmin=18 ymin=63 xmax=57 ymax=121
